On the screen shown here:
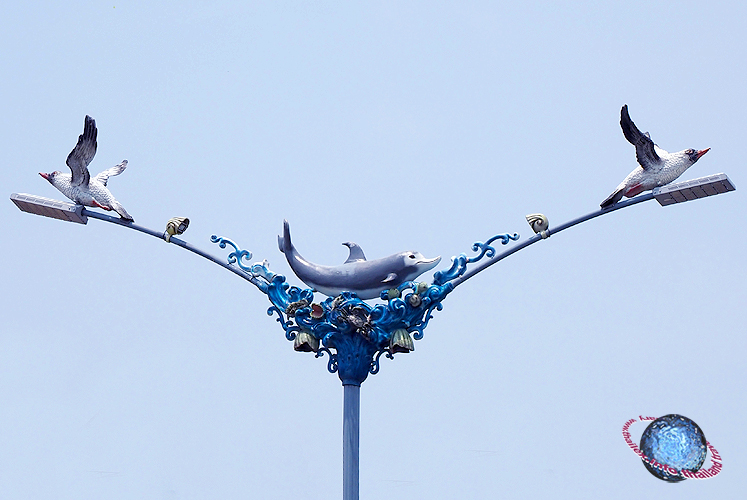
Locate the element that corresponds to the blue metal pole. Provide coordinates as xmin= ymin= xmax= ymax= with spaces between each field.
xmin=343 ymin=384 xmax=360 ymax=500
xmin=83 ymin=194 xmax=654 ymax=500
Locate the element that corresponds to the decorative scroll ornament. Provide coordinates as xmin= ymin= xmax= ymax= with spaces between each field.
xmin=211 ymin=230 xmax=519 ymax=385
xmin=210 ymin=235 xmax=254 ymax=272
xmin=433 ymin=232 xmax=519 ymax=285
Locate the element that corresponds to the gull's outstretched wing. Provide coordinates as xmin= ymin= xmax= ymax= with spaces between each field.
xmin=94 ymin=160 xmax=128 ymax=186
xmin=66 ymin=115 xmax=97 ymax=186
xmin=620 ymin=105 xmax=660 ymax=170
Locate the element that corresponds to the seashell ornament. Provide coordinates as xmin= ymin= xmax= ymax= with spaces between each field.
xmin=525 ymin=213 xmax=550 ymax=238
xmin=164 ymin=216 xmax=190 ymax=242
xmin=294 ymin=330 xmax=320 ymax=352
xmin=389 ymin=328 xmax=414 ymax=353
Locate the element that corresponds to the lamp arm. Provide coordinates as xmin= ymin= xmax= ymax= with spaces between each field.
xmin=81 ymin=208 xmax=261 ymax=286
xmin=450 ymin=192 xmax=655 ymax=288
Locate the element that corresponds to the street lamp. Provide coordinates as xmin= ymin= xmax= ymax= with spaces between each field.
xmin=11 ymin=193 xmax=88 ymax=224
xmin=652 ymin=173 xmax=735 ymax=206
xmin=9 ymin=171 xmax=736 ymax=500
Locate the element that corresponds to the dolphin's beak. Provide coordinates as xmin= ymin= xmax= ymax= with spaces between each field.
xmin=420 ymin=256 xmax=441 ymax=269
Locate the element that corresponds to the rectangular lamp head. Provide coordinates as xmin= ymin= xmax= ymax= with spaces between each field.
xmin=653 ymin=173 xmax=736 ymax=206
xmin=10 ymin=193 xmax=88 ymax=224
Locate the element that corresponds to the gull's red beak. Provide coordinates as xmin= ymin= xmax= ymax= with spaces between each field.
xmin=39 ymin=172 xmax=49 ymax=180
xmin=695 ymin=148 xmax=710 ymax=160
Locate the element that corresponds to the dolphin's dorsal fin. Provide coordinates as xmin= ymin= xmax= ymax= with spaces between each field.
xmin=278 ymin=219 xmax=292 ymax=254
xmin=382 ymin=273 xmax=398 ymax=284
xmin=342 ymin=242 xmax=367 ymax=264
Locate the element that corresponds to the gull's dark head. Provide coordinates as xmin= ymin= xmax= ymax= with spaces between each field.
xmin=686 ymin=148 xmax=710 ymax=164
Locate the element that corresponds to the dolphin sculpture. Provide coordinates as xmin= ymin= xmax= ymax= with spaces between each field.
xmin=278 ymin=220 xmax=441 ymax=300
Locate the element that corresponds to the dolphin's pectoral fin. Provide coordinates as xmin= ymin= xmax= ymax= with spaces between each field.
xmin=342 ymin=242 xmax=367 ymax=264
xmin=382 ymin=273 xmax=398 ymax=284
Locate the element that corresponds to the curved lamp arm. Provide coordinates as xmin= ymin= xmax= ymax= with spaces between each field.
xmin=9 ymin=192 xmax=263 ymax=287
xmin=82 ymin=208 xmax=265 ymax=286
xmin=450 ymin=192 xmax=654 ymax=288
xmin=450 ymin=172 xmax=735 ymax=287
xmin=42 ymin=194 xmax=653 ymax=292
xmin=10 ymin=172 xmax=735 ymax=292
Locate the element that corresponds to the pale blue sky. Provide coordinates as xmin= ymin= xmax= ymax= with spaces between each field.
xmin=2 ymin=2 xmax=745 ymax=499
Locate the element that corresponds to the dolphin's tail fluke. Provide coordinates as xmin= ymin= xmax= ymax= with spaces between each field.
xmin=278 ymin=219 xmax=292 ymax=254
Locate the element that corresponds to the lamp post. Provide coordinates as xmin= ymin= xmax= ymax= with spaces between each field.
xmin=10 ymin=172 xmax=735 ymax=500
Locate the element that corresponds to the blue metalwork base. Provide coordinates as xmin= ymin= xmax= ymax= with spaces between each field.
xmin=211 ymin=231 xmax=519 ymax=385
